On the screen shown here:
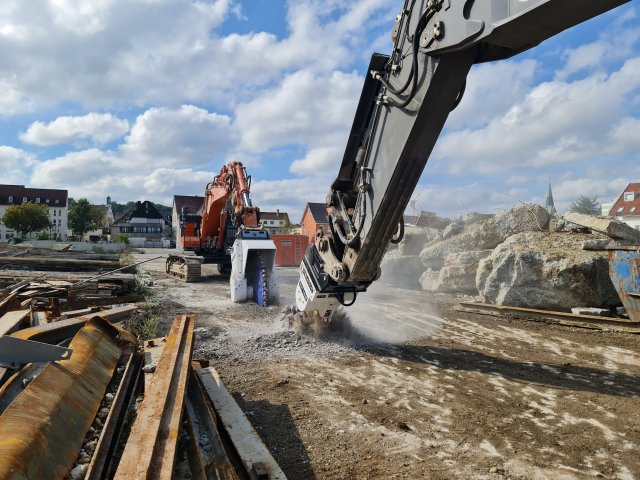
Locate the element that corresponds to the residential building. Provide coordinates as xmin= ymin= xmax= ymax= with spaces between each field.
xmin=0 ymin=184 xmax=68 ymax=241
xmin=111 ymin=201 xmax=166 ymax=246
xmin=300 ymin=202 xmax=331 ymax=243
xmin=79 ymin=197 xmax=115 ymax=241
xmin=608 ymin=182 xmax=640 ymax=230
xmin=260 ymin=210 xmax=291 ymax=234
xmin=172 ymin=195 xmax=204 ymax=247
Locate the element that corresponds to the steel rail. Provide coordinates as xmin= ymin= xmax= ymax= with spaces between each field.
xmin=455 ymin=302 xmax=640 ymax=334
xmin=85 ymin=350 xmax=144 ymax=480
xmin=114 ymin=313 xmax=195 ymax=479
xmin=186 ymin=363 xmax=239 ymax=480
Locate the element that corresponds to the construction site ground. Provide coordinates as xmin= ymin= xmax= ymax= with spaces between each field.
xmin=135 ymin=251 xmax=640 ymax=480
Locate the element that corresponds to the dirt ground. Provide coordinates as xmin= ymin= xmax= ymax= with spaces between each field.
xmin=135 ymin=252 xmax=640 ymax=480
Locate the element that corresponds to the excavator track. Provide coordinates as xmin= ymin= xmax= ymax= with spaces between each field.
xmin=166 ymin=255 xmax=203 ymax=283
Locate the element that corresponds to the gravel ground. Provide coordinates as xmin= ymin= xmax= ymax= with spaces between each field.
xmin=135 ymin=252 xmax=640 ymax=480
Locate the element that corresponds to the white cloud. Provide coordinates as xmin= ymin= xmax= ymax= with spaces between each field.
xmin=0 ymin=0 xmax=395 ymax=112
xmin=250 ymin=177 xmax=330 ymax=223
xmin=236 ymin=69 xmax=362 ymax=152
xmin=121 ymin=105 xmax=236 ymax=168
xmin=20 ymin=113 xmax=129 ymax=146
xmin=31 ymin=148 xmax=115 ymax=186
xmin=433 ymin=58 xmax=640 ymax=175
xmin=0 ymin=146 xmax=34 ymax=184
xmin=290 ymin=146 xmax=342 ymax=177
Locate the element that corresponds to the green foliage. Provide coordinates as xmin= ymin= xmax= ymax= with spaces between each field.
xmin=92 ymin=246 xmax=107 ymax=254
xmin=36 ymin=231 xmax=50 ymax=240
xmin=111 ymin=200 xmax=170 ymax=218
xmin=568 ymin=195 xmax=600 ymax=215
xmin=68 ymin=198 xmax=105 ymax=238
xmin=125 ymin=304 xmax=160 ymax=340
xmin=1 ymin=202 xmax=52 ymax=236
xmin=115 ymin=233 xmax=130 ymax=244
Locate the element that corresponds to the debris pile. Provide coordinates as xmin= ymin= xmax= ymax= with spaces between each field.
xmin=384 ymin=204 xmax=638 ymax=312
xmin=0 ymin=247 xmax=286 ymax=479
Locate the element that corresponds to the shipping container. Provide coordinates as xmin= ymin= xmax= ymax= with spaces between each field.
xmin=270 ymin=234 xmax=309 ymax=267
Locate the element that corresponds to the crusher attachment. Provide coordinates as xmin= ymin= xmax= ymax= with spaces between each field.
xmin=166 ymin=255 xmax=204 ymax=282
xmin=230 ymin=230 xmax=279 ymax=306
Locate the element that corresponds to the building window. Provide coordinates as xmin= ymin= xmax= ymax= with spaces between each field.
xmin=631 ymin=207 xmax=637 ymax=213
xmin=22 ymin=197 xmax=27 ymax=202
xmin=617 ymin=207 xmax=624 ymax=213
xmin=45 ymin=199 xmax=49 ymax=204
xmin=624 ymin=192 xmax=635 ymax=202
xmin=36 ymin=197 xmax=40 ymax=203
xmin=55 ymin=199 xmax=59 ymax=204
xmin=8 ymin=196 xmax=13 ymax=203
xmin=53 ymin=210 xmax=57 ymax=216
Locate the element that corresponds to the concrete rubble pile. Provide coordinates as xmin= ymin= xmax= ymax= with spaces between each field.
xmin=385 ymin=204 xmax=637 ymax=312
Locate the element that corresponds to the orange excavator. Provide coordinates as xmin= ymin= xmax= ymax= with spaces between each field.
xmin=166 ymin=161 xmax=278 ymax=306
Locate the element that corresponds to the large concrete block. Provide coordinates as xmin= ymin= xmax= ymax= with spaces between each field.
xmin=564 ymin=212 xmax=640 ymax=242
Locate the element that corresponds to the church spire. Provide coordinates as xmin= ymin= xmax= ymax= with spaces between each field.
xmin=545 ymin=179 xmax=557 ymax=214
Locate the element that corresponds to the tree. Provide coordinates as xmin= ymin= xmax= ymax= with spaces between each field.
xmin=568 ymin=195 xmax=600 ymax=215
xmin=68 ymin=198 xmax=105 ymax=238
xmin=1 ymin=202 xmax=51 ymax=237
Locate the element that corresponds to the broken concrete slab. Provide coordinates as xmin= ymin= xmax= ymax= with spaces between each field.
xmin=582 ymin=239 xmax=611 ymax=250
xmin=476 ymin=232 xmax=621 ymax=312
xmin=420 ymin=204 xmax=550 ymax=270
xmin=397 ymin=227 xmax=438 ymax=256
xmin=380 ymin=253 xmax=425 ymax=290
xmin=421 ymin=250 xmax=492 ymax=294
xmin=564 ymin=212 xmax=640 ymax=242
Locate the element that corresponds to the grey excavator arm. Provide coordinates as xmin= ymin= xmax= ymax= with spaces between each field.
xmin=296 ymin=0 xmax=630 ymax=321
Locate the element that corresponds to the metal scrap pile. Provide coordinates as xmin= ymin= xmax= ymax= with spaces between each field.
xmin=0 ymin=251 xmax=285 ymax=480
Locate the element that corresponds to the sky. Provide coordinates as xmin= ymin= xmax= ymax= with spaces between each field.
xmin=0 ymin=0 xmax=638 ymax=222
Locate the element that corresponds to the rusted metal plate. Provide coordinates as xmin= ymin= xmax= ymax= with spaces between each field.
xmin=0 ymin=317 xmax=136 ymax=480
xmin=11 ymin=304 xmax=139 ymax=344
xmin=114 ymin=314 xmax=195 ymax=480
xmin=608 ymin=247 xmax=640 ymax=322
xmin=196 ymin=367 xmax=287 ymax=480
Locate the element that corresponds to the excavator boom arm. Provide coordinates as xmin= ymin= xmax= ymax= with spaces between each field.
xmin=297 ymin=0 xmax=629 ymax=320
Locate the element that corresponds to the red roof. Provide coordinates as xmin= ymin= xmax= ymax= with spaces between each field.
xmin=609 ymin=182 xmax=640 ymax=216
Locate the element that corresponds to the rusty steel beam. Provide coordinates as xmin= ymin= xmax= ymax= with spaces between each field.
xmin=11 ymin=304 xmax=140 ymax=344
xmin=114 ymin=314 xmax=195 ymax=480
xmin=0 ymin=318 xmax=137 ymax=480
xmin=85 ymin=350 xmax=144 ymax=480
xmin=196 ymin=367 xmax=287 ymax=480
xmin=185 ymin=364 xmax=239 ymax=480
xmin=59 ymin=294 xmax=145 ymax=312
xmin=456 ymin=302 xmax=640 ymax=333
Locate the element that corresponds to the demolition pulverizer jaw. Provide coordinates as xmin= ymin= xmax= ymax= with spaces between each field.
xmin=296 ymin=260 xmax=340 ymax=323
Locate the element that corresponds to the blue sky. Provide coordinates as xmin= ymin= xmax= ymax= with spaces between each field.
xmin=0 ymin=0 xmax=638 ymax=222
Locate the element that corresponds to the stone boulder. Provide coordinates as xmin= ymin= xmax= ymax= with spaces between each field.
xmin=421 ymin=250 xmax=492 ymax=294
xmin=463 ymin=212 xmax=494 ymax=225
xmin=380 ymin=253 xmax=425 ymax=290
xmin=476 ymin=232 xmax=620 ymax=311
xmin=442 ymin=223 xmax=463 ymax=240
xmin=420 ymin=204 xmax=550 ymax=269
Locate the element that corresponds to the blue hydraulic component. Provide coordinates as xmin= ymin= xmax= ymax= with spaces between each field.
xmin=607 ymin=245 xmax=640 ymax=322
xmin=252 ymin=254 xmax=268 ymax=307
